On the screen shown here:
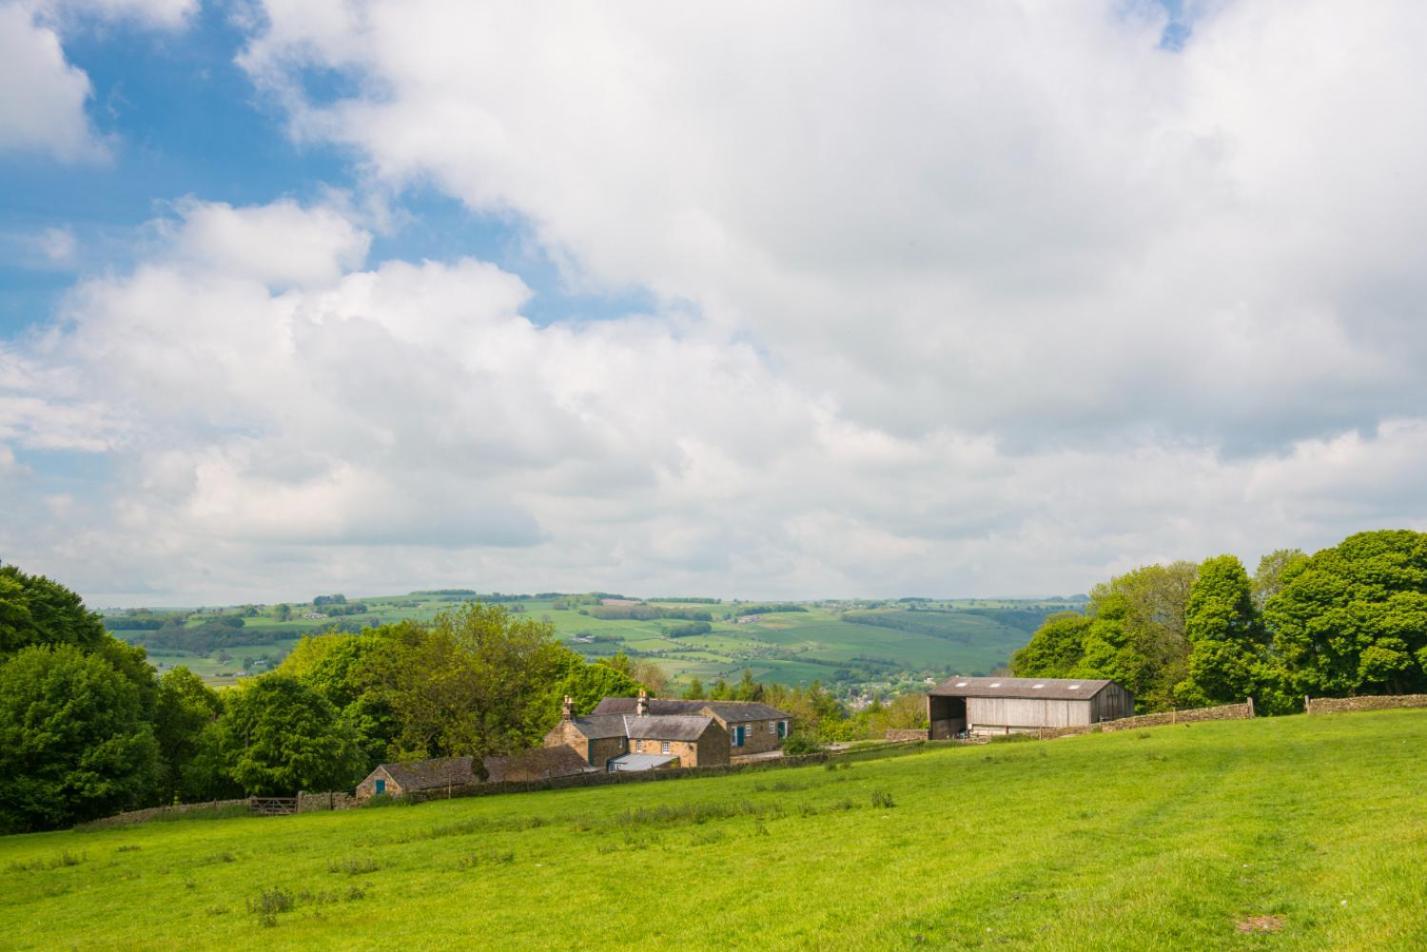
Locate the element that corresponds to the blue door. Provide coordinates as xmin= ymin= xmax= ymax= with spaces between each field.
xmin=374 ymin=778 xmax=385 ymax=796
xmin=735 ymin=725 xmax=746 ymax=747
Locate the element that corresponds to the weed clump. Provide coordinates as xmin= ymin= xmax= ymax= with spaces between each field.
xmin=457 ymin=850 xmax=515 ymax=869
xmin=870 ymin=791 xmax=896 ymax=809
xmin=328 ymin=856 xmax=380 ymax=876
xmin=8 ymin=851 xmax=86 ymax=872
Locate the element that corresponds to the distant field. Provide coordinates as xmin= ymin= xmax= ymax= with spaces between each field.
xmin=106 ymin=595 xmax=1076 ymax=693
xmin=4 ymin=710 xmax=1425 ymax=949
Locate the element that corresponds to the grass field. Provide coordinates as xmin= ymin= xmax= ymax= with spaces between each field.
xmin=108 ymin=595 xmax=1065 ymax=693
xmin=5 ymin=710 xmax=1426 ymax=950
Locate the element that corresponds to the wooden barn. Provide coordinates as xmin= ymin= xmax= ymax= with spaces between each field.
xmin=926 ymin=676 xmax=1133 ymax=737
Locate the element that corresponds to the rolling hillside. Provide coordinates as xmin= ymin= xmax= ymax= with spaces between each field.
xmin=106 ymin=595 xmax=1072 ymax=693
xmin=4 ymin=710 xmax=1425 ymax=949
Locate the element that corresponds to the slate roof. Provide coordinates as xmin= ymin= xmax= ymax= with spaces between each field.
xmin=566 ymin=714 xmax=630 ymax=739
xmin=591 ymin=697 xmax=791 ymax=723
xmin=622 ymin=714 xmax=716 ymax=741
xmin=379 ymin=756 xmax=477 ymax=791
xmin=607 ymin=753 xmax=679 ymax=772
xmin=482 ymin=746 xmax=594 ymax=783
xmin=928 ymin=676 xmax=1116 ymax=701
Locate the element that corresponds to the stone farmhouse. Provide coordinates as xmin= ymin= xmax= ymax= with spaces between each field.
xmin=926 ymin=676 xmax=1133 ymax=737
xmin=544 ymin=691 xmax=794 ymax=771
xmin=355 ymin=747 xmax=593 ymax=800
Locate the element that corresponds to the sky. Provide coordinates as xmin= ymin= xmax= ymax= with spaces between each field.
xmin=2 ymin=0 xmax=1426 ymax=607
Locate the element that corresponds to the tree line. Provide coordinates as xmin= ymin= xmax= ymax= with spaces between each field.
xmin=1011 ymin=529 xmax=1427 ymax=713
xmin=0 ymin=565 xmax=644 ymax=833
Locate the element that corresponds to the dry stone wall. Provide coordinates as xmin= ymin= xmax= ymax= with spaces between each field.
xmin=1033 ymin=701 xmax=1255 ymax=739
xmin=1306 ymin=694 xmax=1427 ymax=715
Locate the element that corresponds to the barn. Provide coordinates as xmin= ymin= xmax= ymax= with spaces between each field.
xmin=927 ymin=676 xmax=1133 ymax=737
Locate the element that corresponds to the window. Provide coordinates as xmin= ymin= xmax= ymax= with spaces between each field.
xmin=661 ymin=741 xmax=671 ymax=754
xmin=632 ymin=739 xmax=640 ymax=753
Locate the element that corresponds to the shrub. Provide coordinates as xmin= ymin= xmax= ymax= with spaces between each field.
xmin=783 ymin=734 xmax=823 ymax=755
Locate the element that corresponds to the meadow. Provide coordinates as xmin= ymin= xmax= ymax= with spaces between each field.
xmin=5 ymin=709 xmax=1426 ymax=950
xmin=109 ymin=595 xmax=1065 ymax=692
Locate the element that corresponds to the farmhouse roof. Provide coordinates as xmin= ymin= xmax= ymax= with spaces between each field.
xmin=592 ymin=697 xmax=791 ymax=723
xmin=623 ymin=714 xmax=716 ymax=741
xmin=379 ymin=756 xmax=477 ymax=791
xmin=928 ymin=676 xmax=1117 ymax=701
xmin=481 ymin=746 xmax=593 ymax=783
xmin=567 ymin=714 xmax=630 ymax=739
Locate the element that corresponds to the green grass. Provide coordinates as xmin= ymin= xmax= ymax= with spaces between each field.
xmin=5 ymin=710 xmax=1427 ymax=949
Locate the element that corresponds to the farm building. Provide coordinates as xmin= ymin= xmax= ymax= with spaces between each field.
xmin=355 ymin=747 xmax=593 ymax=800
xmin=927 ymin=676 xmax=1133 ymax=737
xmin=591 ymin=694 xmax=793 ymax=757
xmin=545 ymin=692 xmax=751 ymax=770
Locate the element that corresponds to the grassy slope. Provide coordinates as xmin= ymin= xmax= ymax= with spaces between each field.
xmin=5 ymin=711 xmax=1427 ymax=950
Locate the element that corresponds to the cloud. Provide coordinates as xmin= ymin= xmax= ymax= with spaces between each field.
xmin=237 ymin=0 xmax=1427 ymax=453
xmin=5 ymin=197 xmax=1427 ymax=604
xmin=0 ymin=3 xmax=100 ymax=161
xmin=0 ymin=0 xmax=196 ymax=162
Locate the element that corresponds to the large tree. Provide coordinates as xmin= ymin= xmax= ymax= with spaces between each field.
xmin=1265 ymin=530 xmax=1427 ymax=697
xmin=0 ymin=644 xmax=160 ymax=832
xmin=152 ymin=667 xmax=224 ymax=802
xmin=212 ymin=676 xmax=365 ymax=796
xmin=0 ymin=564 xmax=107 ymax=656
xmin=1174 ymin=555 xmax=1266 ymax=707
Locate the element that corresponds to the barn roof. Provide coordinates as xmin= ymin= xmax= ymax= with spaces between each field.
xmin=928 ymin=676 xmax=1118 ymax=701
xmin=623 ymin=714 xmax=717 ymax=741
xmin=592 ymin=697 xmax=791 ymax=723
xmin=482 ymin=746 xmax=593 ymax=783
xmin=378 ymin=756 xmax=477 ymax=791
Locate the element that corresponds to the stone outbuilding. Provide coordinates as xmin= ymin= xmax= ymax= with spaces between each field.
xmin=926 ymin=676 xmax=1134 ymax=737
xmin=355 ymin=747 xmax=594 ymax=800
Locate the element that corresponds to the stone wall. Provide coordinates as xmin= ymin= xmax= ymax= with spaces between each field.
xmin=1306 ymin=693 xmax=1427 ymax=715
xmin=884 ymin=729 xmax=930 ymax=742
xmin=1033 ymin=700 xmax=1255 ymax=739
xmin=77 ymin=798 xmax=253 ymax=829
xmin=297 ymin=791 xmax=358 ymax=812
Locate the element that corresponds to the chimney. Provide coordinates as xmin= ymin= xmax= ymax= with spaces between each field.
xmin=561 ymin=695 xmax=574 ymax=721
xmin=636 ymin=689 xmax=649 ymax=717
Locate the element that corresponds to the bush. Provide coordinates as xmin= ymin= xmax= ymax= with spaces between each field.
xmin=782 ymin=734 xmax=823 ymax=755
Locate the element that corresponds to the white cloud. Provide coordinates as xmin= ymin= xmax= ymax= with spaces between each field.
xmin=237 ymin=0 xmax=1427 ymax=451
xmin=36 ymin=226 xmax=78 ymax=264
xmin=0 ymin=3 xmax=100 ymax=160
xmin=5 ymin=197 xmax=1427 ymax=604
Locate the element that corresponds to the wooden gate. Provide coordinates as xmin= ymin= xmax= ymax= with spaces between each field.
xmin=249 ymin=797 xmax=298 ymax=816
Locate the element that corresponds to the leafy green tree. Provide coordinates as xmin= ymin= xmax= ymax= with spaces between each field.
xmin=734 ymin=668 xmax=764 ymax=701
xmin=1265 ymin=530 xmax=1427 ymax=698
xmin=682 ymin=677 xmax=707 ymax=700
xmin=550 ymin=649 xmax=642 ymax=720
xmin=1011 ymin=612 xmax=1091 ymax=676
xmin=1252 ymin=548 xmax=1308 ymax=612
xmin=275 ymin=630 xmax=405 ymax=770
xmin=0 ymin=644 xmax=160 ymax=831
xmin=1174 ymin=555 xmax=1265 ymax=706
xmin=0 ymin=564 xmax=106 ymax=656
xmin=213 ymin=676 xmax=364 ymax=796
xmin=375 ymin=603 xmax=568 ymax=759
xmin=152 ymin=667 xmax=223 ymax=802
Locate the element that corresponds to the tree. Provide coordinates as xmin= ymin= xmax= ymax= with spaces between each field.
xmin=1174 ymin=555 xmax=1265 ymax=706
xmin=376 ymin=603 xmax=568 ymax=760
xmin=213 ymin=676 xmax=364 ymax=796
xmin=0 ymin=564 xmax=106 ymax=656
xmin=682 ymin=677 xmax=707 ymax=700
xmin=1265 ymin=530 xmax=1427 ymax=698
xmin=1252 ymin=548 xmax=1308 ymax=612
xmin=152 ymin=667 xmax=223 ymax=802
xmin=551 ymin=649 xmax=642 ymax=719
xmin=1011 ymin=612 xmax=1091 ymax=676
xmin=0 ymin=644 xmax=160 ymax=832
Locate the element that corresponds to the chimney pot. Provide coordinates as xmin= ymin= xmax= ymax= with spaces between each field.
xmin=636 ymin=688 xmax=649 ymax=717
xmin=561 ymin=695 xmax=574 ymax=720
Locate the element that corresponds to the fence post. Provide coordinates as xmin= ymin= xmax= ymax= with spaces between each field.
xmin=1246 ymin=696 xmax=1255 ymax=718
xmin=1304 ymin=695 xmax=1311 ymax=715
